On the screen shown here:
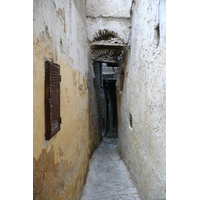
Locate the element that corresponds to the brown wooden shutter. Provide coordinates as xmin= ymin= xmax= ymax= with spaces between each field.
xmin=45 ymin=61 xmax=61 ymax=140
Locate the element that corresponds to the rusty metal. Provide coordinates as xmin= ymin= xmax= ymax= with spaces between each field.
xmin=45 ymin=61 xmax=61 ymax=140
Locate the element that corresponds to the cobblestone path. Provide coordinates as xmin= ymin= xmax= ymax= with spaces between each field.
xmin=81 ymin=137 xmax=140 ymax=200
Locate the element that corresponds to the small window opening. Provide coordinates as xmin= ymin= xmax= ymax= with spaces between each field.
xmin=129 ymin=113 xmax=132 ymax=129
xmin=154 ymin=23 xmax=160 ymax=47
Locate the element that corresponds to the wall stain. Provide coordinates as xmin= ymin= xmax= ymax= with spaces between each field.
xmin=79 ymin=84 xmax=83 ymax=91
xmin=56 ymin=8 xmax=66 ymax=33
xmin=53 ymin=1 xmax=56 ymax=9
xmin=58 ymin=146 xmax=64 ymax=157
xmin=73 ymin=70 xmax=77 ymax=87
xmin=33 ymin=147 xmax=73 ymax=200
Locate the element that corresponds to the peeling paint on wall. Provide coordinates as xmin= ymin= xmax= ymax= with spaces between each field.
xmin=33 ymin=0 xmax=92 ymax=199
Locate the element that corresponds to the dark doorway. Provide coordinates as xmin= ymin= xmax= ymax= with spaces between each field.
xmin=92 ymin=62 xmax=118 ymax=139
xmin=103 ymin=77 xmax=118 ymax=138
xmin=104 ymin=80 xmax=118 ymax=129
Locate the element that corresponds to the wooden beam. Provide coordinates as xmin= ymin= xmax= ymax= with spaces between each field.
xmin=91 ymin=44 xmax=125 ymax=50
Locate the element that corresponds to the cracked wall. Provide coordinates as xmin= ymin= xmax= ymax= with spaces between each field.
xmin=33 ymin=0 xmax=90 ymax=199
xmin=117 ymin=0 xmax=166 ymax=200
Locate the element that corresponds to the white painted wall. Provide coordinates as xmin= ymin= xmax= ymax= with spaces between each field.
xmin=86 ymin=0 xmax=132 ymax=43
xmin=117 ymin=0 xmax=166 ymax=200
xmin=33 ymin=0 xmax=88 ymax=74
xmin=86 ymin=17 xmax=130 ymax=43
xmin=86 ymin=0 xmax=132 ymax=18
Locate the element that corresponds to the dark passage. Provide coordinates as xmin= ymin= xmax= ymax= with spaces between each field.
xmin=92 ymin=62 xmax=118 ymax=140
xmin=104 ymin=80 xmax=118 ymax=138
xmin=101 ymin=62 xmax=118 ymax=138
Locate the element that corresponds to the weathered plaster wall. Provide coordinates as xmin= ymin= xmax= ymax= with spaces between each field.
xmin=87 ymin=61 xmax=105 ymax=156
xmin=33 ymin=0 xmax=90 ymax=199
xmin=86 ymin=0 xmax=132 ymax=18
xmin=117 ymin=0 xmax=166 ymax=200
xmin=93 ymin=63 xmax=106 ymax=139
xmin=86 ymin=0 xmax=132 ymax=43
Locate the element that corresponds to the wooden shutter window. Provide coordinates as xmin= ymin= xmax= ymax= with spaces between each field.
xmin=45 ymin=61 xmax=61 ymax=140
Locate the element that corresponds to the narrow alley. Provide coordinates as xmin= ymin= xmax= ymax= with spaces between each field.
xmin=33 ymin=0 xmax=166 ymax=200
xmin=81 ymin=136 xmax=140 ymax=200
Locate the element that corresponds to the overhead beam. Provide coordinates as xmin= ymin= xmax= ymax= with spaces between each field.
xmin=91 ymin=44 xmax=125 ymax=50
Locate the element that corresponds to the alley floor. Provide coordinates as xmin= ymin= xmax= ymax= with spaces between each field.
xmin=80 ymin=135 xmax=141 ymax=200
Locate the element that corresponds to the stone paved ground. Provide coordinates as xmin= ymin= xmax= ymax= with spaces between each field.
xmin=81 ymin=137 xmax=141 ymax=200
